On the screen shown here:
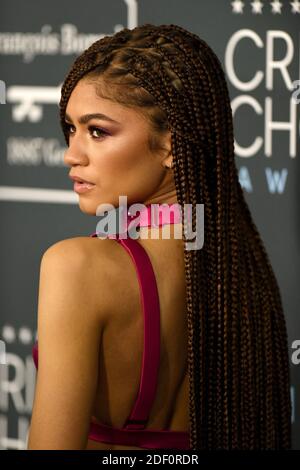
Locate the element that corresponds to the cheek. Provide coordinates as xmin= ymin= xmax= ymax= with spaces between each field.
xmin=91 ymin=136 xmax=162 ymax=200
xmin=95 ymin=137 xmax=151 ymax=175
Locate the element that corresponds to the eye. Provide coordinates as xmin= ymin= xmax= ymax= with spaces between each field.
xmin=88 ymin=126 xmax=109 ymax=139
xmin=64 ymin=123 xmax=108 ymax=140
xmin=64 ymin=123 xmax=75 ymax=135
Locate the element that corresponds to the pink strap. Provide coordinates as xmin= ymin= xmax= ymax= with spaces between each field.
xmin=90 ymin=232 xmax=161 ymax=430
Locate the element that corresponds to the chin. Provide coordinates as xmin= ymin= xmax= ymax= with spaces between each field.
xmin=78 ymin=199 xmax=97 ymax=216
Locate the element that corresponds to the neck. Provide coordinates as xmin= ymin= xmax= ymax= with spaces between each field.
xmin=124 ymin=202 xmax=183 ymax=240
xmin=99 ymin=202 xmax=183 ymax=240
xmin=137 ymin=221 xmax=183 ymax=241
xmin=127 ymin=202 xmax=182 ymax=227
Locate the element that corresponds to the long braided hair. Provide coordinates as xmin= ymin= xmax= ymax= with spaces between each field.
xmin=58 ymin=23 xmax=291 ymax=450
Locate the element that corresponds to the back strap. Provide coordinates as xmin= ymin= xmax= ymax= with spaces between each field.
xmin=114 ymin=236 xmax=161 ymax=430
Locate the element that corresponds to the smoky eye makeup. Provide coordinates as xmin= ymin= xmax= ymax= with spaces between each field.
xmin=64 ymin=121 xmax=111 ymax=139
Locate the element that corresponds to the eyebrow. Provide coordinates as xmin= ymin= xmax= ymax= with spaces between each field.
xmin=65 ymin=112 xmax=121 ymax=125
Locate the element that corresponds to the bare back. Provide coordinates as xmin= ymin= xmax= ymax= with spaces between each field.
xmin=85 ymin=223 xmax=190 ymax=450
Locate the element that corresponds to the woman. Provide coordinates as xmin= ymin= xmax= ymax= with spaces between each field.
xmin=27 ymin=23 xmax=291 ymax=450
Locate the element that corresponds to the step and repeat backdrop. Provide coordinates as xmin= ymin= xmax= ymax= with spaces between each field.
xmin=0 ymin=0 xmax=299 ymax=450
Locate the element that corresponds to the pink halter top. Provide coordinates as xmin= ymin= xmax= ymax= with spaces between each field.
xmin=32 ymin=202 xmax=190 ymax=449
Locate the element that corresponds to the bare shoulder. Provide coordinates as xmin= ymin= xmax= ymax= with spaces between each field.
xmin=42 ymin=236 xmax=124 ymax=275
xmin=41 ymin=236 xmax=126 ymax=324
xmin=29 ymin=235 xmax=123 ymax=449
xmin=43 ymin=236 xmax=118 ymax=261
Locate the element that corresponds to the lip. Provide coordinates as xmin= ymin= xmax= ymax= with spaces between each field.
xmin=73 ymin=181 xmax=96 ymax=193
xmin=69 ymin=174 xmax=95 ymax=184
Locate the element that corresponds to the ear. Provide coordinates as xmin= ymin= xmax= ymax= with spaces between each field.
xmin=162 ymin=131 xmax=173 ymax=169
xmin=163 ymin=153 xmax=173 ymax=169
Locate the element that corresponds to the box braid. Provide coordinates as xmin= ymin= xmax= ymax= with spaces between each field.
xmin=58 ymin=23 xmax=291 ymax=450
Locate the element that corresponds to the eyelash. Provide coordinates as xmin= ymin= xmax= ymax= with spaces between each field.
xmin=64 ymin=123 xmax=108 ymax=140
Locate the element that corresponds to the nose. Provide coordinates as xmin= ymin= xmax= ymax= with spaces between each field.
xmin=63 ymin=134 xmax=88 ymax=167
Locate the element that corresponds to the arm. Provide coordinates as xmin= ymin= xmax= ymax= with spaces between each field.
xmin=27 ymin=239 xmax=109 ymax=450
